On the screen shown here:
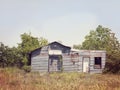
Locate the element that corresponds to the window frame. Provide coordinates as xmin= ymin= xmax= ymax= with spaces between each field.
xmin=94 ymin=57 xmax=102 ymax=69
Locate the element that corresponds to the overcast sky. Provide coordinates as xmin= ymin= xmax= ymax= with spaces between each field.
xmin=0 ymin=0 xmax=120 ymax=47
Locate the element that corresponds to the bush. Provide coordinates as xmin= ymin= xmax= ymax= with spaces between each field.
xmin=22 ymin=65 xmax=31 ymax=72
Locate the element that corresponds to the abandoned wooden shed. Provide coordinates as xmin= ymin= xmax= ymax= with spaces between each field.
xmin=30 ymin=41 xmax=106 ymax=73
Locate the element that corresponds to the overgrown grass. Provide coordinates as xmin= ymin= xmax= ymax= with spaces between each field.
xmin=0 ymin=68 xmax=120 ymax=90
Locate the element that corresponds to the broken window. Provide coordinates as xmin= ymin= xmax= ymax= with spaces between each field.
xmin=94 ymin=57 xmax=102 ymax=69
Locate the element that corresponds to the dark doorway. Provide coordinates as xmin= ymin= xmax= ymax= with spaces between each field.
xmin=48 ymin=55 xmax=62 ymax=72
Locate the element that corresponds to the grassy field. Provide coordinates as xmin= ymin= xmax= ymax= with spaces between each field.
xmin=0 ymin=68 xmax=120 ymax=90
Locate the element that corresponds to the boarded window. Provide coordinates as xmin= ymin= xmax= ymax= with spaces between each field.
xmin=94 ymin=57 xmax=101 ymax=69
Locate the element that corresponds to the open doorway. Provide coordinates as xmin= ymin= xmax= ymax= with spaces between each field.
xmin=48 ymin=55 xmax=62 ymax=72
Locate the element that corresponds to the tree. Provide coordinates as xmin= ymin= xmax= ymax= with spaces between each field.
xmin=81 ymin=25 xmax=120 ymax=73
xmin=73 ymin=44 xmax=81 ymax=50
xmin=0 ymin=32 xmax=48 ymax=68
xmin=0 ymin=42 xmax=6 ymax=67
xmin=18 ymin=32 xmax=48 ymax=66
xmin=0 ymin=43 xmax=22 ymax=67
xmin=81 ymin=25 xmax=111 ymax=50
xmin=39 ymin=37 xmax=49 ymax=47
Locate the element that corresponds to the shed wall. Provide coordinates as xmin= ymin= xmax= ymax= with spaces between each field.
xmin=31 ymin=54 xmax=49 ymax=72
xmin=31 ymin=46 xmax=49 ymax=72
xmin=79 ymin=50 xmax=106 ymax=74
xmin=62 ymin=55 xmax=80 ymax=72
xmin=31 ymin=49 xmax=106 ymax=73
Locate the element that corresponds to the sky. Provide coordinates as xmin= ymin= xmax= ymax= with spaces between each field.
xmin=0 ymin=0 xmax=120 ymax=47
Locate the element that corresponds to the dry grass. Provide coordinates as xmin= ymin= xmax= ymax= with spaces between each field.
xmin=0 ymin=68 xmax=120 ymax=90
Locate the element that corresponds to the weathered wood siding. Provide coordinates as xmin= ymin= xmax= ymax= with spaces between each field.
xmin=79 ymin=50 xmax=106 ymax=74
xmin=31 ymin=42 xmax=71 ymax=72
xmin=31 ymin=46 xmax=49 ymax=72
xmin=31 ymin=55 xmax=49 ymax=72
xmin=62 ymin=55 xmax=80 ymax=72
xmin=30 ymin=42 xmax=106 ymax=74
xmin=31 ymin=50 xmax=106 ymax=73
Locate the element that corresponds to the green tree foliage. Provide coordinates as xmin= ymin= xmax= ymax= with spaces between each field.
xmin=0 ymin=32 xmax=48 ymax=68
xmin=39 ymin=37 xmax=49 ymax=47
xmin=18 ymin=33 xmax=40 ymax=55
xmin=81 ymin=25 xmax=110 ymax=50
xmin=73 ymin=44 xmax=81 ymax=50
xmin=18 ymin=32 xmax=48 ymax=66
xmin=0 ymin=43 xmax=22 ymax=67
xmin=81 ymin=25 xmax=120 ymax=73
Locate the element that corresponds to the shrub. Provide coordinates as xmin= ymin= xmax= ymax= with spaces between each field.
xmin=22 ymin=65 xmax=31 ymax=72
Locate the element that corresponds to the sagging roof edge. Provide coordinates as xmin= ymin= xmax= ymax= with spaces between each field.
xmin=29 ymin=41 xmax=71 ymax=54
xmin=29 ymin=41 xmax=106 ymax=55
